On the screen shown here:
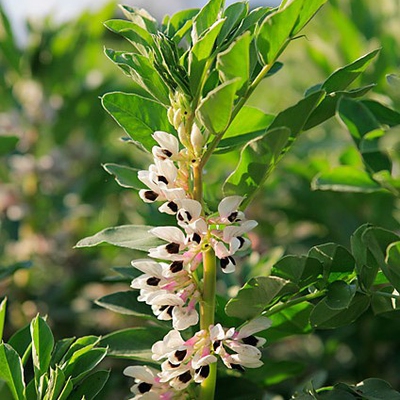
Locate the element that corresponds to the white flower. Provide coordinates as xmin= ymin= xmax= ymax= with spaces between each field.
xmin=152 ymin=131 xmax=179 ymax=160
xmin=216 ymin=196 xmax=245 ymax=224
xmin=149 ymin=227 xmax=187 ymax=260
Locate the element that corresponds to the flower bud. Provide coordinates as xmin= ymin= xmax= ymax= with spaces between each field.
xmin=173 ymin=108 xmax=182 ymax=128
xmin=190 ymin=123 xmax=204 ymax=155
xmin=167 ymin=106 xmax=174 ymax=126
xmin=178 ymin=123 xmax=190 ymax=148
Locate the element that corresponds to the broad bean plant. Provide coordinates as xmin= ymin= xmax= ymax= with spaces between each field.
xmin=2 ymin=0 xmax=400 ymax=399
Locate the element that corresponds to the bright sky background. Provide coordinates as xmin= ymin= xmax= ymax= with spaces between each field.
xmin=1 ymin=0 xmax=279 ymax=45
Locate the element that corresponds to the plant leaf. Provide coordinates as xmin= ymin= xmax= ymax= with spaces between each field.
xmin=102 ymin=163 xmax=145 ymax=190
xmin=30 ymin=315 xmax=54 ymax=383
xmin=0 ymin=343 xmax=26 ymax=400
xmin=0 ymin=136 xmax=19 ymax=156
xmin=225 ymin=276 xmax=292 ymax=320
xmin=223 ymin=127 xmax=290 ymax=203
xmin=310 ymin=293 xmax=370 ymax=329
xmin=0 ymin=297 xmax=6 ymax=342
xmin=312 ymin=166 xmax=382 ymax=193
xmin=197 ymin=79 xmax=240 ymax=134
xmin=99 ymin=327 xmax=168 ymax=361
xmin=75 ymin=225 xmax=163 ymax=252
xmin=66 ymin=370 xmax=110 ymax=400
xmin=325 ymin=281 xmax=356 ymax=310
xmin=256 ymin=0 xmax=304 ymax=65
xmin=385 ymin=241 xmax=400 ymax=292
xmin=101 ymin=92 xmax=174 ymax=152
xmin=217 ymin=31 xmax=251 ymax=91
xmin=95 ymin=291 xmax=155 ymax=320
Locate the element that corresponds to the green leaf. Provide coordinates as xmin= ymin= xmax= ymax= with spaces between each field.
xmin=30 ymin=315 xmax=54 ymax=382
xmin=271 ymin=256 xmax=322 ymax=290
xmin=0 ymin=297 xmax=6 ymax=342
xmin=104 ymin=19 xmax=153 ymax=53
xmin=193 ymin=0 xmax=224 ymax=38
xmin=0 ymin=136 xmax=19 ymax=156
xmin=0 ymin=5 xmax=22 ymax=72
xmin=8 ymin=324 xmax=31 ymax=362
xmin=310 ymin=293 xmax=370 ymax=329
xmin=337 ymin=97 xmax=391 ymax=173
xmin=197 ymin=79 xmax=239 ymax=134
xmin=118 ymin=5 xmax=157 ymax=34
xmin=102 ymin=163 xmax=145 ymax=190
xmin=323 ymin=49 xmax=380 ymax=93
xmin=63 ymin=348 xmax=107 ymax=384
xmin=291 ymin=0 xmax=327 ymax=36
xmin=105 ymin=49 xmax=169 ymax=105
xmin=351 ymin=224 xmax=380 ymax=290
xmin=312 ymin=166 xmax=382 ymax=193
xmin=101 ymin=92 xmax=174 ymax=152
xmin=304 ymin=84 xmax=375 ymax=130
xmin=308 ymin=243 xmax=356 ymax=282
xmin=371 ymin=287 xmax=400 ymax=319
xmin=222 ymin=127 xmax=290 ymax=202
xmin=325 ymin=281 xmax=356 ymax=310
xmin=99 ymin=327 xmax=168 ymax=361
xmin=61 ymin=337 xmax=99 ymax=365
xmin=44 ymin=367 xmax=66 ymax=400
xmin=385 ymin=241 xmax=400 ymax=292
xmin=217 ymin=32 xmax=251 ymax=91
xmin=50 ymin=338 xmax=76 ymax=368
xmin=338 ymin=378 xmax=400 ymax=400
xmin=256 ymin=0 xmax=304 ymax=65
xmin=66 ymin=370 xmax=110 ymax=400
xmin=362 ymin=100 xmax=400 ymax=127
xmin=263 ymin=302 xmax=314 ymax=342
xmin=95 ymin=291 xmax=155 ymax=320
xmin=221 ymin=105 xmax=274 ymax=140
xmin=0 ymin=343 xmax=26 ymax=400
xmin=225 ymin=276 xmax=291 ymax=320
xmin=217 ymin=2 xmax=249 ymax=45
xmin=75 ymin=225 xmax=163 ymax=252
xmin=189 ymin=18 xmax=225 ymax=95
xmin=267 ymin=90 xmax=325 ymax=144
xmin=164 ymin=8 xmax=198 ymax=39
xmin=361 ymin=226 xmax=399 ymax=289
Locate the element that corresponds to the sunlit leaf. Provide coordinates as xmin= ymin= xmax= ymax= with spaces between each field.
xmin=102 ymin=92 xmax=174 ymax=152
xmin=256 ymin=0 xmax=304 ymax=65
xmin=197 ymin=79 xmax=239 ymax=134
xmin=217 ymin=32 xmax=251 ymax=91
xmin=0 ymin=297 xmax=6 ymax=342
xmin=30 ymin=315 xmax=54 ymax=382
xmin=103 ymin=163 xmax=145 ymax=190
xmin=223 ymin=127 xmax=290 ymax=202
xmin=0 ymin=343 xmax=26 ymax=400
xmin=325 ymin=281 xmax=356 ymax=310
xmin=66 ymin=370 xmax=110 ymax=400
xmin=193 ymin=0 xmax=224 ymax=38
xmin=75 ymin=225 xmax=163 ymax=252
xmin=385 ymin=241 xmax=400 ymax=292
xmin=312 ymin=166 xmax=382 ymax=193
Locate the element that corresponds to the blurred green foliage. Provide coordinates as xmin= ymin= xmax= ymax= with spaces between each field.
xmin=1 ymin=0 xmax=400 ymax=398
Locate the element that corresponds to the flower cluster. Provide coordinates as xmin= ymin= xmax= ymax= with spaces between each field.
xmin=124 ymin=318 xmax=271 ymax=399
xmin=124 ymin=127 xmax=264 ymax=398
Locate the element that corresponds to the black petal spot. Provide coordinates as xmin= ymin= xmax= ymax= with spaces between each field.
xmin=167 ymin=305 xmax=174 ymax=317
xmin=220 ymin=256 xmax=235 ymax=270
xmin=162 ymin=149 xmax=173 ymax=157
xmin=192 ymin=233 xmax=201 ymax=244
xmin=144 ymin=191 xmax=158 ymax=201
xmin=138 ymin=382 xmax=152 ymax=393
xmin=237 ymin=236 xmax=245 ymax=249
xmin=242 ymin=335 xmax=258 ymax=346
xmin=196 ymin=365 xmax=210 ymax=379
xmin=166 ymin=242 xmax=180 ymax=254
xmin=168 ymin=361 xmax=180 ymax=368
xmin=174 ymin=349 xmax=187 ymax=362
xmin=167 ymin=201 xmax=178 ymax=213
xmin=228 ymin=211 xmax=238 ymax=223
xmin=157 ymin=175 xmax=169 ymax=185
xmin=213 ymin=340 xmax=221 ymax=351
xmin=170 ymin=261 xmax=184 ymax=273
xmin=146 ymin=277 xmax=161 ymax=286
xmin=178 ymin=371 xmax=192 ymax=384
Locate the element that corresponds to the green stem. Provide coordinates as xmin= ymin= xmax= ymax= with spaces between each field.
xmin=193 ymin=161 xmax=203 ymax=203
xmin=263 ymin=290 xmax=327 ymax=317
xmin=199 ymin=246 xmax=217 ymax=400
xmin=374 ymin=290 xmax=400 ymax=300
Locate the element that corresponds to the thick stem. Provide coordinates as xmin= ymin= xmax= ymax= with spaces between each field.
xmin=199 ymin=246 xmax=217 ymax=400
xmin=192 ymin=161 xmax=203 ymax=203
